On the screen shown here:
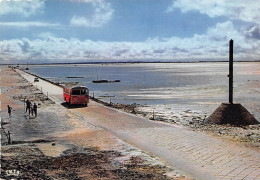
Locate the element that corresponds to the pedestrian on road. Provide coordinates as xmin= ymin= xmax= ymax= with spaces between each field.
xmin=30 ymin=104 xmax=34 ymax=117
xmin=7 ymin=105 xmax=12 ymax=117
xmin=26 ymin=99 xmax=31 ymax=115
xmin=33 ymin=103 xmax=37 ymax=117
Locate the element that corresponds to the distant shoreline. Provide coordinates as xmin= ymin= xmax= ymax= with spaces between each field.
xmin=1 ymin=60 xmax=260 ymax=66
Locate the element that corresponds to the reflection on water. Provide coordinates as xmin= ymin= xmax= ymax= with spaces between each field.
xmin=28 ymin=62 xmax=260 ymax=119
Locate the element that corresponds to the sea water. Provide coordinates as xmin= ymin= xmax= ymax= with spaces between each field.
xmin=28 ymin=62 xmax=260 ymax=120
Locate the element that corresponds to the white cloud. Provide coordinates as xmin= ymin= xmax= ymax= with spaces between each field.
xmin=245 ymin=26 xmax=260 ymax=40
xmin=0 ymin=0 xmax=45 ymax=17
xmin=69 ymin=0 xmax=98 ymax=2
xmin=0 ymin=21 xmax=61 ymax=27
xmin=164 ymin=0 xmax=260 ymax=61
xmin=1 ymin=21 xmax=260 ymax=63
xmin=34 ymin=32 xmax=56 ymax=39
xmin=70 ymin=0 xmax=114 ymax=27
xmin=167 ymin=0 xmax=260 ymax=24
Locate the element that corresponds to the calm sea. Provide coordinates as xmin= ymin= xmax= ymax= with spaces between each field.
xmin=28 ymin=62 xmax=260 ymax=119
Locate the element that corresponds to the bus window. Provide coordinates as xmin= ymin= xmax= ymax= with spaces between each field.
xmin=81 ymin=90 xmax=86 ymax=95
xmin=72 ymin=90 xmax=81 ymax=95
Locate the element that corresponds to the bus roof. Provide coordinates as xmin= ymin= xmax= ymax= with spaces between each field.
xmin=64 ymin=85 xmax=88 ymax=90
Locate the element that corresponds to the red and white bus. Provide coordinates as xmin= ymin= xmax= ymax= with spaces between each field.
xmin=63 ymin=85 xmax=89 ymax=106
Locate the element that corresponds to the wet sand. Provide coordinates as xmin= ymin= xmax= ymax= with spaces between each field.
xmin=0 ymin=67 xmax=184 ymax=179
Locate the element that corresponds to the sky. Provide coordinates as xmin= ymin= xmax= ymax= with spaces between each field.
xmin=0 ymin=0 xmax=260 ymax=64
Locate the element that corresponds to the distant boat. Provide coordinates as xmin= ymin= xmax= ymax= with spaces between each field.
xmin=66 ymin=76 xmax=84 ymax=78
xmin=92 ymin=80 xmax=109 ymax=83
xmin=92 ymin=70 xmax=120 ymax=83
xmin=92 ymin=80 xmax=120 ymax=83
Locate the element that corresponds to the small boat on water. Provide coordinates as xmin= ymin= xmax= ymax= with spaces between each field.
xmin=92 ymin=80 xmax=109 ymax=83
xmin=92 ymin=80 xmax=120 ymax=83
xmin=66 ymin=76 xmax=84 ymax=78
xmin=92 ymin=72 xmax=120 ymax=83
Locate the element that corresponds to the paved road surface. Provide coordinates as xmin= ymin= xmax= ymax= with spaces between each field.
xmin=16 ymin=69 xmax=260 ymax=180
xmin=16 ymin=69 xmax=63 ymax=103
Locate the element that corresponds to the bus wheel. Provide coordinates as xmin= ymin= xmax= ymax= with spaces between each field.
xmin=85 ymin=103 xmax=88 ymax=107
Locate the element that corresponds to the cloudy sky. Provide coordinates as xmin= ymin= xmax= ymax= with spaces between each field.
xmin=0 ymin=0 xmax=260 ymax=64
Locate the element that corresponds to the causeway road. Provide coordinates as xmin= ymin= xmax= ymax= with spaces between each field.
xmin=16 ymin=69 xmax=260 ymax=180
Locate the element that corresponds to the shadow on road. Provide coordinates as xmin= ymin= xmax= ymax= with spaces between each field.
xmin=60 ymin=102 xmax=87 ymax=109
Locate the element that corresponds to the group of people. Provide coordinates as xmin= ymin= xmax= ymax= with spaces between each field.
xmin=25 ymin=99 xmax=38 ymax=117
xmin=7 ymin=100 xmax=38 ymax=118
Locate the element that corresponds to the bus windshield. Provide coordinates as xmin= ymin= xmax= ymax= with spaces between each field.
xmin=81 ymin=89 xmax=87 ymax=95
xmin=71 ymin=90 xmax=80 ymax=95
xmin=71 ymin=89 xmax=88 ymax=95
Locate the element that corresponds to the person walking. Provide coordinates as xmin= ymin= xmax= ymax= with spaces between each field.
xmin=33 ymin=103 xmax=37 ymax=117
xmin=26 ymin=99 xmax=31 ymax=115
xmin=30 ymin=103 xmax=34 ymax=117
xmin=7 ymin=105 xmax=12 ymax=117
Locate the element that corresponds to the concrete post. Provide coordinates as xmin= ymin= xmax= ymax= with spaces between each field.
xmin=229 ymin=39 xmax=233 ymax=104
xmin=8 ymin=131 xmax=11 ymax=144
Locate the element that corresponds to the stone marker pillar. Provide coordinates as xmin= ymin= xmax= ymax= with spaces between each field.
xmin=206 ymin=39 xmax=259 ymax=125
xmin=229 ymin=39 xmax=233 ymax=104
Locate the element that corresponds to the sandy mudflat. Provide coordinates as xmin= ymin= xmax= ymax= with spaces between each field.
xmin=0 ymin=67 xmax=184 ymax=179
